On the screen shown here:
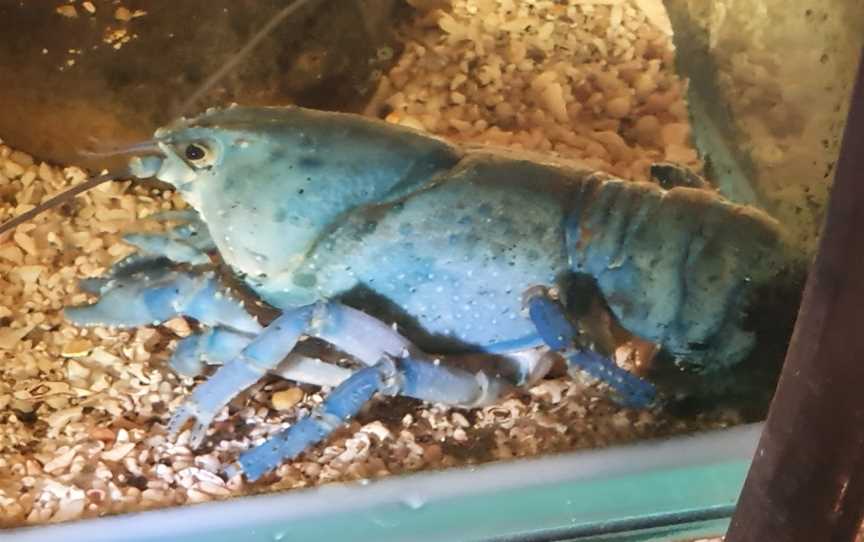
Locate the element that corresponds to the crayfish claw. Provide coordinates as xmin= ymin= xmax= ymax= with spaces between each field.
xmin=167 ymin=402 xmax=199 ymax=439
xmin=167 ymin=399 xmax=220 ymax=449
xmin=525 ymin=286 xmax=657 ymax=409
xmin=190 ymin=420 xmax=210 ymax=449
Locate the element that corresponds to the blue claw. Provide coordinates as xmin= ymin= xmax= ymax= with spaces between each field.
xmin=171 ymin=334 xmax=209 ymax=377
xmin=101 ymin=254 xmax=174 ymax=280
xmin=168 ymin=356 xmax=269 ymax=446
xmin=236 ymin=352 xmax=515 ymax=480
xmin=565 ymin=350 xmax=656 ymax=409
xmin=78 ymin=277 xmax=110 ymax=295
xmin=67 ymin=268 xmax=260 ymax=333
xmin=168 ymin=305 xmax=317 ymax=446
xmin=150 ymin=298 xmax=522 ymax=478
xmin=66 ymin=270 xmax=210 ymax=327
xmin=170 ymin=325 xmax=353 ymax=387
xmin=78 ymin=253 xmax=174 ymax=295
xmin=238 ymin=364 xmax=386 ymax=481
xmin=123 ymin=232 xmax=211 ymax=265
xmin=170 ymin=327 xmax=256 ymax=377
xmin=90 ymin=211 xmax=214 ymax=287
xmin=122 ymin=219 xmax=216 ymax=266
xmin=526 ymin=288 xmax=656 ymax=408
xmin=159 ymin=300 xmax=516 ymax=480
xmin=143 ymin=209 xmax=203 ymax=223
xmin=527 ymin=293 xmax=578 ymax=350
xmin=398 ymin=356 xmax=512 ymax=406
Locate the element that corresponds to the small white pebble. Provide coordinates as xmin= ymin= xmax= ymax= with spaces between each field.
xmin=141 ymin=489 xmax=165 ymax=502
xmin=42 ymin=447 xmax=77 ymax=473
xmin=46 ymin=407 xmax=84 ymax=434
xmin=197 ymin=481 xmax=230 ymax=497
xmin=50 ymin=498 xmax=85 ymax=523
xmin=186 ymin=489 xmax=211 ymax=504
xmin=101 ymin=442 xmax=136 ymax=462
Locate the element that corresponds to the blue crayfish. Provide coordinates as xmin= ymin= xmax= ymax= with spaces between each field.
xmin=9 ymin=106 xmax=793 ymax=480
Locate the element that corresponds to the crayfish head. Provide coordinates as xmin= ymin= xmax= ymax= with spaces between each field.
xmin=127 ymin=115 xmax=233 ymax=210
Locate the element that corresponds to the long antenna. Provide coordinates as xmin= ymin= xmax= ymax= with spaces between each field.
xmin=1 ymin=1 xmax=313 ymax=235
xmin=173 ymin=0 xmax=318 ymax=117
xmin=0 ymin=173 xmax=117 ymax=236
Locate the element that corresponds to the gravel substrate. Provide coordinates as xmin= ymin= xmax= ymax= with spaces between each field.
xmin=1 ymin=0 xmax=744 ymax=528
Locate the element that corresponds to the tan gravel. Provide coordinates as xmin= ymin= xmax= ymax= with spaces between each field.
xmin=0 ymin=0 xmax=740 ymax=528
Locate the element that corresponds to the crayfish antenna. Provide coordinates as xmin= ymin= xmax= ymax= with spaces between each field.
xmin=0 ymin=172 xmax=119 ymax=236
xmin=79 ymin=140 xmax=161 ymax=159
xmin=2 ymin=0 xmax=320 ymax=236
xmin=173 ymin=0 xmax=318 ymax=118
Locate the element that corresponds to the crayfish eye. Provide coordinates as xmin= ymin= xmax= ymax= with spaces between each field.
xmin=185 ymin=144 xmax=205 ymax=160
xmin=182 ymin=142 xmax=216 ymax=168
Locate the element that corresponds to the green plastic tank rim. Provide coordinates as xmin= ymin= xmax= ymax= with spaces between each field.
xmin=3 ymin=423 xmax=761 ymax=542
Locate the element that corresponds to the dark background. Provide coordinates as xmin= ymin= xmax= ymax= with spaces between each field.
xmin=0 ymin=0 xmax=408 ymax=169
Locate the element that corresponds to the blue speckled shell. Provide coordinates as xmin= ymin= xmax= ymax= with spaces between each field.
xmin=154 ymin=106 xmax=786 ymax=366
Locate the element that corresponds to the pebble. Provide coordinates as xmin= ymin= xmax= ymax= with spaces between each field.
xmin=102 ymin=442 xmax=136 ymax=462
xmin=46 ymin=407 xmax=84 ymax=433
xmin=55 ymin=5 xmax=78 ymax=18
xmin=272 ymin=388 xmax=304 ymax=411
xmin=114 ymin=7 xmax=132 ymax=22
xmin=186 ymin=489 xmax=212 ymax=504
xmin=605 ymin=95 xmax=632 ymax=118
xmin=50 ymin=498 xmax=85 ymax=523
xmin=661 ymin=123 xmax=691 ymax=147
xmin=43 ymin=447 xmax=77 ymax=473
xmin=62 ymin=339 xmax=94 ymax=358
xmin=197 ymin=481 xmax=230 ymax=497
xmin=66 ymin=360 xmax=91 ymax=380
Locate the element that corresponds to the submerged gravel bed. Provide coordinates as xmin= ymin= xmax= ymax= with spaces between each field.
xmin=0 ymin=0 xmax=742 ymax=528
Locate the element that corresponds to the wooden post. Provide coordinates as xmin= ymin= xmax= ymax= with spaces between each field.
xmin=726 ymin=48 xmax=864 ymax=542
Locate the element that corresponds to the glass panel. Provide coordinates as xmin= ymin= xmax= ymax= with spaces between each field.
xmin=0 ymin=0 xmax=859 ymax=538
